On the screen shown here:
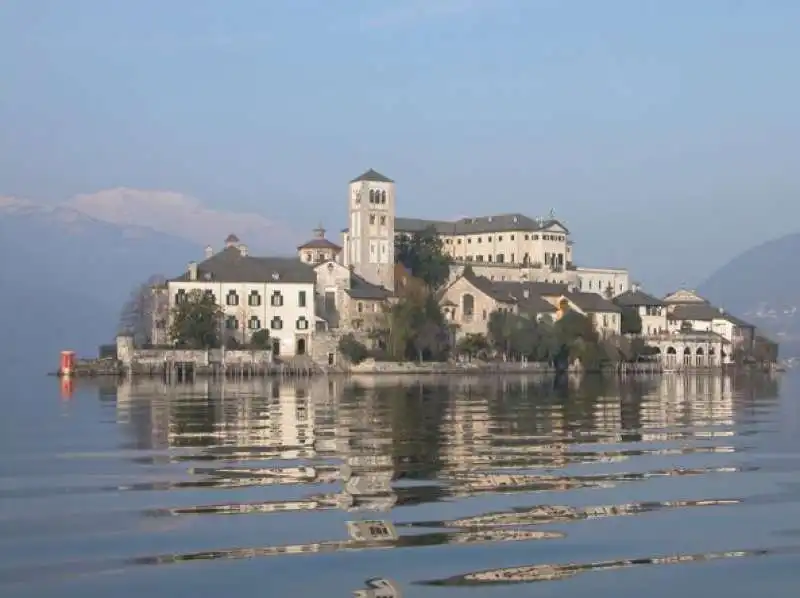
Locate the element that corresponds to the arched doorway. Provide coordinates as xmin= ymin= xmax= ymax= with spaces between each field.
xmin=271 ymin=338 xmax=281 ymax=357
xmin=695 ymin=346 xmax=704 ymax=367
xmin=296 ymin=337 xmax=306 ymax=356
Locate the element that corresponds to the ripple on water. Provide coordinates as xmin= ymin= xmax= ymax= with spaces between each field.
xmin=0 ymin=372 xmax=797 ymax=597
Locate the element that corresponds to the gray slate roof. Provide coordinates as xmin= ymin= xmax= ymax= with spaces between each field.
xmin=457 ymin=273 xmax=559 ymax=315
xmin=395 ymin=214 xmax=569 ymax=236
xmin=298 ymin=237 xmax=341 ymax=250
xmin=668 ymin=303 xmax=754 ymax=328
xmin=564 ymin=292 xmax=622 ymax=314
xmin=345 ymin=273 xmax=392 ymax=300
xmin=343 ymin=215 xmax=570 ymax=236
xmin=350 ymin=169 xmax=394 ymax=183
xmin=614 ymin=289 xmax=665 ymax=307
xmin=172 ymin=246 xmax=316 ymax=284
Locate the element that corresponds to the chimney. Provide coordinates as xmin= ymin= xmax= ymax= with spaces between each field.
xmin=239 ymin=244 xmax=248 ymax=257
xmin=205 ymin=245 xmax=213 ymax=259
xmin=188 ymin=261 xmax=198 ymax=281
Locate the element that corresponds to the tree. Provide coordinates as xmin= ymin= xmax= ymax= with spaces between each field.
xmin=338 ymin=333 xmax=369 ymax=364
xmin=604 ymin=284 xmax=614 ymax=299
xmin=395 ymin=225 xmax=451 ymax=289
xmin=485 ymin=310 xmax=560 ymax=362
xmin=168 ymin=289 xmax=223 ymax=348
xmin=118 ymin=274 xmax=166 ymax=346
xmin=384 ymin=289 xmax=451 ymax=362
xmin=455 ymin=333 xmax=490 ymax=358
xmin=250 ymin=329 xmax=271 ymax=349
xmin=620 ymin=307 xmax=643 ymax=335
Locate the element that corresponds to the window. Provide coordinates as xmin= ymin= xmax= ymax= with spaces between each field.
xmin=248 ymin=291 xmax=261 ymax=306
xmin=175 ymin=290 xmax=187 ymax=304
xmin=270 ymin=316 xmax=283 ymax=330
xmin=369 ymin=214 xmax=375 ymax=225
xmin=498 ymin=235 xmax=503 ymax=241
xmin=488 ymin=255 xmax=493 ymax=262
xmin=248 ymin=316 xmax=261 ymax=330
xmin=533 ymin=235 xmax=539 ymax=240
xmin=487 ymin=236 xmax=492 ymax=242
xmin=225 ymin=316 xmax=238 ymax=330
xmin=482 ymin=309 xmax=487 ymax=321
xmin=381 ymin=190 xmax=387 ymax=204
xmin=369 ymin=189 xmax=375 ymax=203
xmin=298 ymin=290 xmax=307 ymax=307
xmin=477 ymin=237 xmax=482 ymax=243
xmin=357 ymin=302 xmax=364 ymax=313
xmin=467 ymin=238 xmax=472 ymax=244
xmin=510 ymin=235 xmax=515 ymax=241
xmin=203 ymin=290 xmax=216 ymax=303
xmin=496 ymin=254 xmax=504 ymax=263
xmin=271 ymin=291 xmax=283 ymax=307
xmin=296 ymin=316 xmax=309 ymax=330
xmin=524 ymin=234 xmax=530 ymax=240
xmin=380 ymin=215 xmax=386 ymax=225
xmin=510 ymin=253 xmax=515 ymax=263
xmin=226 ymin=290 xmax=239 ymax=306
xmin=305 ymin=252 xmax=312 ymax=261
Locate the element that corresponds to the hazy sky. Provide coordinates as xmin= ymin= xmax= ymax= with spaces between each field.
xmin=1 ymin=0 xmax=798 ymax=292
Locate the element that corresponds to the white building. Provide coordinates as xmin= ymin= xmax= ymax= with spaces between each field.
xmin=340 ymin=169 xmax=629 ymax=298
xmin=613 ymin=286 xmax=668 ymax=336
xmin=154 ymin=234 xmax=318 ymax=357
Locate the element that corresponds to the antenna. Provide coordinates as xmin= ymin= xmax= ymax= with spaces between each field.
xmin=548 ymin=208 xmax=556 ymax=220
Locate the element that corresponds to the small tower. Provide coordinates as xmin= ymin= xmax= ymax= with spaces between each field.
xmin=346 ymin=168 xmax=395 ymax=291
xmin=297 ymin=223 xmax=342 ymax=264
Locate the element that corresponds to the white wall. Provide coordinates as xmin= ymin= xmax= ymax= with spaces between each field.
xmin=168 ymin=280 xmax=315 ymax=356
xmin=576 ymin=267 xmax=630 ymax=297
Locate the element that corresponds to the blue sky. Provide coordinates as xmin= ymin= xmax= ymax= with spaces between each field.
xmin=1 ymin=0 xmax=799 ymax=292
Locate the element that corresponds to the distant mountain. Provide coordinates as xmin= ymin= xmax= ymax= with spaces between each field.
xmin=697 ymin=233 xmax=800 ymax=355
xmin=0 ymin=188 xmax=302 ymax=370
xmin=0 ymin=196 xmax=202 ymax=367
xmin=65 ymin=188 xmax=298 ymax=253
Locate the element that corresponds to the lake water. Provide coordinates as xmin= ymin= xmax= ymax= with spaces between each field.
xmin=1 ymin=370 xmax=799 ymax=597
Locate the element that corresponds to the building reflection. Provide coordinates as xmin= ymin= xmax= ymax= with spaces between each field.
xmin=105 ymin=371 xmax=779 ymax=516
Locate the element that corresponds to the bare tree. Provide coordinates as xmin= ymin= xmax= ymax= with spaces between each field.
xmin=118 ymin=274 xmax=167 ymax=346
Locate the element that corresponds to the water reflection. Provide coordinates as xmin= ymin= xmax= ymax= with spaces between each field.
xmin=0 ymin=371 xmax=788 ymax=596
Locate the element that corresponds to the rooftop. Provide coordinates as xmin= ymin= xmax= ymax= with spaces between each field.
xmin=614 ymin=289 xmax=665 ymax=307
xmin=172 ymin=245 xmax=315 ymax=284
xmin=350 ymin=169 xmax=394 ymax=184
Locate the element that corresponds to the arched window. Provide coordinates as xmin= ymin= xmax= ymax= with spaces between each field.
xmin=248 ymin=291 xmax=261 ymax=306
xmin=369 ymin=189 xmax=375 ymax=203
xmin=381 ymin=190 xmax=387 ymax=203
xmin=462 ymin=293 xmax=474 ymax=318
xmin=226 ymin=290 xmax=239 ymax=306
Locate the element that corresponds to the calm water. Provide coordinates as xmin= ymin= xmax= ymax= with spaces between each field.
xmin=1 ymin=370 xmax=800 ymax=597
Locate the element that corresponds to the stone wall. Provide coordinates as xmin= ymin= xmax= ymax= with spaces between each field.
xmin=116 ymin=335 xmax=272 ymax=369
xmin=349 ymin=359 xmax=556 ymax=375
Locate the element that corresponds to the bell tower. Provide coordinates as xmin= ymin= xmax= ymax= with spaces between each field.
xmin=346 ymin=168 xmax=395 ymax=292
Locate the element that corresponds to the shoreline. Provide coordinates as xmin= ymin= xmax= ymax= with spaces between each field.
xmin=51 ymin=358 xmax=695 ymax=379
